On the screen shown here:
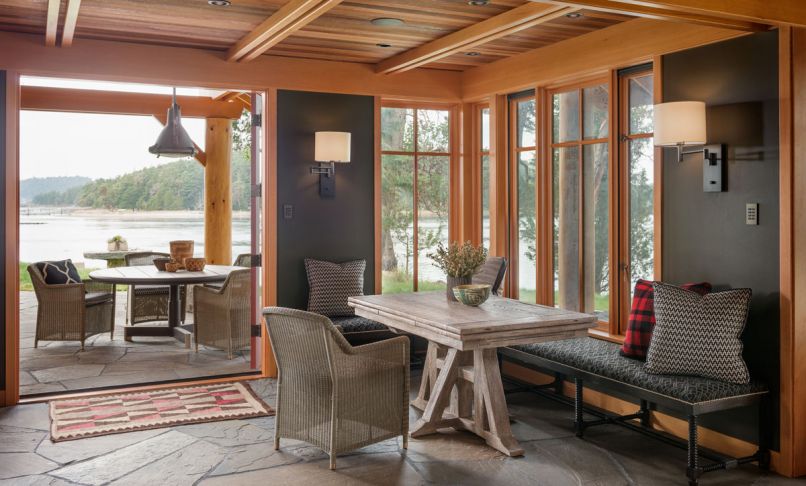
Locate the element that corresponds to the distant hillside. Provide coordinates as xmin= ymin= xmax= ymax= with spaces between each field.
xmin=21 ymin=176 xmax=91 ymax=204
xmin=32 ymin=154 xmax=251 ymax=211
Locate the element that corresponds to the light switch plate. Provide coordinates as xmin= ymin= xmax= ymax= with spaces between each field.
xmin=746 ymin=203 xmax=758 ymax=225
xmin=283 ymin=204 xmax=293 ymax=219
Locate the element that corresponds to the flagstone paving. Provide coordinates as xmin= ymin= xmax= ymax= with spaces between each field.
xmin=1 ymin=374 xmax=804 ymax=485
xmin=19 ymin=291 xmax=255 ymax=396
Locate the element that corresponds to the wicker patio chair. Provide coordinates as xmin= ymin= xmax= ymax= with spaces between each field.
xmin=193 ymin=268 xmax=251 ymax=359
xmin=28 ymin=264 xmax=115 ymax=350
xmin=263 ymin=307 xmax=410 ymax=470
xmin=124 ymin=251 xmax=185 ymax=325
xmin=204 ymin=253 xmax=252 ymax=291
xmin=473 ymin=256 xmax=507 ymax=295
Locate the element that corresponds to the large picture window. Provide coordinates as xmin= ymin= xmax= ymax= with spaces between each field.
xmin=550 ymin=82 xmax=610 ymax=321
xmin=381 ymin=106 xmax=451 ymax=293
xmin=512 ymin=95 xmax=537 ymax=303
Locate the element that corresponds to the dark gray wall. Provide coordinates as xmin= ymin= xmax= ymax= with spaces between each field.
xmin=276 ymin=90 xmax=375 ymax=310
xmin=662 ymin=30 xmax=779 ymax=446
xmin=0 ymin=70 xmax=5 ymax=392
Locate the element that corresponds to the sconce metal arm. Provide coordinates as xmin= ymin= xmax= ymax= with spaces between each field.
xmin=310 ymin=161 xmax=335 ymax=177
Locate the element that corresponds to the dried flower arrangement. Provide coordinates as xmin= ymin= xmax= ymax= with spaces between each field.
xmin=429 ymin=241 xmax=488 ymax=278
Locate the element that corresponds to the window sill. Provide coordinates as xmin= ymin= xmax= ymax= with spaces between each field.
xmin=587 ymin=327 xmax=625 ymax=344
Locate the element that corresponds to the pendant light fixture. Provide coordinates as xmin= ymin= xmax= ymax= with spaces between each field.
xmin=149 ymin=87 xmax=196 ymax=158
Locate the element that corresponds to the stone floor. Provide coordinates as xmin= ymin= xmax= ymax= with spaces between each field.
xmin=1 ymin=372 xmax=803 ymax=485
xmin=20 ymin=291 xmax=256 ymax=396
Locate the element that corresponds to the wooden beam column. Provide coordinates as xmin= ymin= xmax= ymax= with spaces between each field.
xmin=204 ymin=118 xmax=232 ymax=265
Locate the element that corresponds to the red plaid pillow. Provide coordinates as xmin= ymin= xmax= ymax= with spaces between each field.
xmin=620 ymin=279 xmax=712 ymax=360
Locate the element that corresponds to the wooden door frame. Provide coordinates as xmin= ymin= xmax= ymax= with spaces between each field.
xmin=2 ymin=75 xmax=277 ymax=406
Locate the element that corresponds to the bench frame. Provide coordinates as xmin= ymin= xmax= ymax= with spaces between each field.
xmin=500 ymin=346 xmax=771 ymax=486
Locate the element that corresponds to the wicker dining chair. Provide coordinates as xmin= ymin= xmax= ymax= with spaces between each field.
xmin=204 ymin=253 xmax=252 ymax=291
xmin=263 ymin=307 xmax=410 ymax=470
xmin=193 ymin=268 xmax=251 ymax=359
xmin=124 ymin=251 xmax=185 ymax=325
xmin=28 ymin=264 xmax=115 ymax=350
xmin=473 ymin=256 xmax=508 ymax=295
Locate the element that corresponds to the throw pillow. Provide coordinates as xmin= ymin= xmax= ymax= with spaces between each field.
xmin=620 ymin=279 xmax=712 ymax=360
xmin=645 ymin=282 xmax=751 ymax=384
xmin=305 ymin=258 xmax=365 ymax=317
xmin=35 ymin=260 xmax=82 ymax=285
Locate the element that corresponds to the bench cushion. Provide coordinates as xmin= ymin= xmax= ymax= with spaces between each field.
xmin=331 ymin=316 xmax=388 ymax=333
xmin=512 ymin=337 xmax=766 ymax=404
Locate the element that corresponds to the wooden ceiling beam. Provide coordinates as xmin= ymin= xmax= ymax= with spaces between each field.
xmin=45 ymin=0 xmax=60 ymax=47
xmin=61 ymin=0 xmax=83 ymax=47
xmin=531 ymin=0 xmax=769 ymax=31
xmin=20 ymin=86 xmax=245 ymax=120
xmin=375 ymin=3 xmax=578 ymax=75
xmin=578 ymin=0 xmax=806 ymax=27
xmin=227 ymin=0 xmax=343 ymax=63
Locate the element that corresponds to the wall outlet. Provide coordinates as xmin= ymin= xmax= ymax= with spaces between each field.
xmin=746 ymin=203 xmax=758 ymax=225
xmin=283 ymin=204 xmax=293 ymax=220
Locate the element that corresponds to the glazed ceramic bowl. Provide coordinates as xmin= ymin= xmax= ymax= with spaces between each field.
xmin=153 ymin=257 xmax=172 ymax=271
xmin=452 ymin=284 xmax=492 ymax=307
xmin=184 ymin=257 xmax=207 ymax=272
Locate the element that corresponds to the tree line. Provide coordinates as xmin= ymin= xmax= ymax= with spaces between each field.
xmin=31 ymin=153 xmax=252 ymax=211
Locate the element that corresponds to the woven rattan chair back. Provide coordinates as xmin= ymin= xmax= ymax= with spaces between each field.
xmin=473 ymin=256 xmax=508 ymax=295
xmin=124 ymin=251 xmax=170 ymax=266
xmin=233 ymin=253 xmax=253 ymax=267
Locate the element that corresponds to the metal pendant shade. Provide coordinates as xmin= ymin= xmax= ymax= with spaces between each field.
xmin=149 ymin=87 xmax=196 ymax=158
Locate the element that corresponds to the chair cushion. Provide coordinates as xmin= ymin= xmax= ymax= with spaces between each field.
xmin=304 ymin=258 xmax=365 ymax=317
xmin=513 ymin=337 xmax=765 ymax=403
xmin=646 ymin=283 xmax=751 ymax=384
xmin=36 ymin=260 xmax=82 ymax=285
xmin=331 ymin=316 xmax=389 ymax=333
xmin=620 ymin=279 xmax=712 ymax=360
xmin=85 ymin=292 xmax=113 ymax=306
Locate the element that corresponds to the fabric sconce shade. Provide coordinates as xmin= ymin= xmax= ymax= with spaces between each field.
xmin=653 ymin=101 xmax=706 ymax=147
xmin=315 ymin=132 xmax=351 ymax=162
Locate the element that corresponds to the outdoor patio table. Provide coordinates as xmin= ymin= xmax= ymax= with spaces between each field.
xmin=349 ymin=291 xmax=595 ymax=457
xmin=83 ymin=249 xmax=150 ymax=268
xmin=89 ymin=265 xmax=240 ymax=347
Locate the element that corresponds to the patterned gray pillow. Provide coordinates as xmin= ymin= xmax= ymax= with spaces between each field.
xmin=646 ymin=282 xmax=751 ymax=384
xmin=304 ymin=258 xmax=365 ymax=317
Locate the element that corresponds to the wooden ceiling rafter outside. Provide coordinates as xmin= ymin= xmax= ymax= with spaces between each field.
xmin=227 ymin=0 xmax=344 ymax=62
xmin=531 ymin=0 xmax=769 ymax=31
xmin=44 ymin=0 xmax=83 ymax=47
xmin=375 ymin=3 xmax=580 ymax=74
xmin=613 ymin=0 xmax=806 ymax=27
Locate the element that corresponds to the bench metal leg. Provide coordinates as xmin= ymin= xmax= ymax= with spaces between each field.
xmin=687 ymin=415 xmax=701 ymax=486
xmin=574 ymin=378 xmax=584 ymax=437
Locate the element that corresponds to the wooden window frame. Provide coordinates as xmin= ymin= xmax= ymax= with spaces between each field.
xmin=379 ymin=100 xmax=456 ymax=293
xmin=544 ymin=76 xmax=612 ymax=332
xmin=508 ymin=91 xmax=537 ymax=302
xmin=616 ymin=66 xmax=658 ymax=336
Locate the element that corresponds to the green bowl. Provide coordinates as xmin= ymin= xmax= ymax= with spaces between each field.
xmin=453 ymin=284 xmax=492 ymax=307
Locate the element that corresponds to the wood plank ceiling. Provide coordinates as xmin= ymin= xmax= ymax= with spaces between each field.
xmin=0 ymin=0 xmax=629 ymax=71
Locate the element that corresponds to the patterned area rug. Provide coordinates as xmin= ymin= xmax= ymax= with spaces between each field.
xmin=49 ymin=382 xmax=273 ymax=442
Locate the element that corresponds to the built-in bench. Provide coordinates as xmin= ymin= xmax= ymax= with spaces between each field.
xmin=500 ymin=337 xmax=770 ymax=486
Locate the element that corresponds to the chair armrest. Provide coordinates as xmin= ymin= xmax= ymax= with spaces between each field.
xmin=35 ymin=282 xmax=86 ymax=305
xmin=85 ymin=279 xmax=113 ymax=294
xmin=348 ymin=336 xmax=410 ymax=367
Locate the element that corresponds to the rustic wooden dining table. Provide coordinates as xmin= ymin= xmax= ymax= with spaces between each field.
xmin=349 ymin=291 xmax=596 ymax=457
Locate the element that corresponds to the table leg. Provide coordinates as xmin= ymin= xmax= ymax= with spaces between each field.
xmin=169 ymin=284 xmax=192 ymax=348
xmin=412 ymin=341 xmax=438 ymax=411
xmin=410 ymin=344 xmax=524 ymax=457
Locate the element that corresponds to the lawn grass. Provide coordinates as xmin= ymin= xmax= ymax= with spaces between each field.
xmin=19 ymin=262 xmax=99 ymax=291
xmin=382 ymin=271 xmax=445 ymax=294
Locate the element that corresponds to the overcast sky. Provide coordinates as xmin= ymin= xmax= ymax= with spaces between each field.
xmin=19 ymin=76 xmax=219 ymax=181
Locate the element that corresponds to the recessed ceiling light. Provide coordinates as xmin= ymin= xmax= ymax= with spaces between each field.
xmin=468 ymin=0 xmax=489 ymax=5
xmin=566 ymin=12 xmax=583 ymax=19
xmin=208 ymin=0 xmax=231 ymax=6
xmin=370 ymin=17 xmax=405 ymax=27
xmin=465 ymin=51 xmax=481 ymax=56
xmin=377 ymin=43 xmax=392 ymax=48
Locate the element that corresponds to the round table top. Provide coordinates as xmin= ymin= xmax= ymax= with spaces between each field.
xmin=89 ymin=265 xmax=240 ymax=285
xmin=83 ymin=250 xmax=149 ymax=260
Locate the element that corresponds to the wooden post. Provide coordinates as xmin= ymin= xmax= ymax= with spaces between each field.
xmin=204 ymin=118 xmax=232 ymax=265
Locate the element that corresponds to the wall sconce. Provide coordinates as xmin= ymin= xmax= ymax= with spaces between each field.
xmin=654 ymin=101 xmax=725 ymax=192
xmin=312 ymin=131 xmax=351 ymax=197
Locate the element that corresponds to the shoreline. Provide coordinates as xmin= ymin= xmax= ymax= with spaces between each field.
xmin=20 ymin=207 xmax=251 ymax=220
